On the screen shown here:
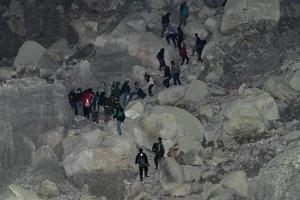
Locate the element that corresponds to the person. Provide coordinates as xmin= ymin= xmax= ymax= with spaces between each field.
xmin=163 ymin=65 xmax=171 ymax=88
xmin=152 ymin=137 xmax=165 ymax=170
xmin=75 ymin=88 xmax=83 ymax=116
xmin=104 ymin=96 xmax=113 ymax=124
xmin=82 ymin=89 xmax=93 ymax=119
xmin=144 ymin=73 xmax=155 ymax=97
xmin=111 ymin=81 xmax=121 ymax=98
xmin=161 ymin=12 xmax=170 ymax=38
xmin=135 ymin=148 xmax=150 ymax=182
xmin=179 ymin=44 xmax=189 ymax=65
xmin=68 ymin=89 xmax=78 ymax=115
xmin=135 ymin=82 xmax=146 ymax=99
xmin=177 ymin=26 xmax=184 ymax=49
xmin=171 ymin=61 xmax=182 ymax=85
xmin=193 ymin=33 xmax=207 ymax=63
xmin=179 ymin=2 xmax=189 ymax=26
xmin=164 ymin=25 xmax=177 ymax=48
xmin=120 ymin=80 xmax=131 ymax=108
xmin=156 ymin=48 xmax=166 ymax=71
xmin=112 ymin=104 xmax=125 ymax=135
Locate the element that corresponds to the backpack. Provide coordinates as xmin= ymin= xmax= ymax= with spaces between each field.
xmin=117 ymin=111 xmax=126 ymax=122
xmin=152 ymin=143 xmax=158 ymax=153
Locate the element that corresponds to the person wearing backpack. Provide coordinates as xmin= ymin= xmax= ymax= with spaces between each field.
xmin=135 ymin=148 xmax=150 ymax=182
xmin=161 ymin=12 xmax=171 ymax=38
xmin=171 ymin=61 xmax=182 ymax=85
xmin=179 ymin=43 xmax=189 ymax=65
xmin=82 ymin=89 xmax=93 ymax=119
xmin=112 ymin=104 xmax=125 ymax=135
xmin=152 ymin=137 xmax=165 ymax=170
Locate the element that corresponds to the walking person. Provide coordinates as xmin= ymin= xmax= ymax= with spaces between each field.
xmin=152 ymin=137 xmax=165 ymax=170
xmin=112 ymin=104 xmax=126 ymax=135
xmin=82 ymin=89 xmax=93 ymax=119
xmin=177 ymin=26 xmax=184 ymax=49
xmin=144 ymin=73 xmax=155 ymax=97
xmin=179 ymin=2 xmax=189 ymax=26
xmin=163 ymin=65 xmax=172 ymax=88
xmin=135 ymin=148 xmax=150 ymax=182
xmin=179 ymin=44 xmax=189 ymax=65
xmin=156 ymin=48 xmax=166 ymax=71
xmin=91 ymin=92 xmax=99 ymax=124
xmin=164 ymin=25 xmax=177 ymax=48
xmin=68 ymin=89 xmax=78 ymax=115
xmin=161 ymin=12 xmax=170 ymax=38
xmin=193 ymin=33 xmax=207 ymax=63
xmin=171 ymin=61 xmax=182 ymax=85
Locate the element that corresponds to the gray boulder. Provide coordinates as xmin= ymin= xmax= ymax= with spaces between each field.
xmin=0 ymin=121 xmax=15 ymax=169
xmin=157 ymin=86 xmax=186 ymax=105
xmin=185 ymin=80 xmax=209 ymax=103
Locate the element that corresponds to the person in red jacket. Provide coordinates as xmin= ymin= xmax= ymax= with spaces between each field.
xmin=179 ymin=43 xmax=189 ymax=65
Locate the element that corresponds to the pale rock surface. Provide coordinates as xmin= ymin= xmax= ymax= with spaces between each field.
xmin=38 ymin=179 xmax=59 ymax=198
xmin=132 ymin=65 xmax=146 ymax=83
xmin=8 ymin=185 xmax=40 ymax=200
xmin=220 ymin=170 xmax=248 ymax=197
xmin=185 ymin=80 xmax=209 ymax=103
xmin=31 ymin=145 xmax=60 ymax=170
xmin=289 ymin=68 xmax=300 ymax=92
xmin=157 ymin=86 xmax=186 ymax=105
xmin=125 ymin=100 xmax=144 ymax=120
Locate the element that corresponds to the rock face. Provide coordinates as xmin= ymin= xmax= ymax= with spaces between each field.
xmin=222 ymin=88 xmax=280 ymax=138
xmin=220 ymin=170 xmax=248 ymax=197
xmin=0 ymin=121 xmax=15 ymax=169
xmin=248 ymin=145 xmax=300 ymax=200
xmin=185 ymin=80 xmax=209 ymax=103
xmin=159 ymin=158 xmax=192 ymax=196
xmin=157 ymin=86 xmax=186 ymax=105
xmin=221 ymin=0 xmax=280 ymax=32
xmin=289 ymin=68 xmax=300 ymax=92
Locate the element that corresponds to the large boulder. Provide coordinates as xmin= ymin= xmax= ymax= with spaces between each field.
xmin=141 ymin=106 xmax=205 ymax=165
xmin=185 ymin=80 xmax=209 ymax=103
xmin=222 ymin=88 xmax=280 ymax=138
xmin=125 ymin=100 xmax=144 ymax=120
xmin=248 ymin=145 xmax=300 ymax=200
xmin=157 ymin=86 xmax=186 ymax=105
xmin=289 ymin=68 xmax=300 ymax=92
xmin=159 ymin=158 xmax=192 ymax=196
xmin=221 ymin=0 xmax=280 ymax=33
xmin=220 ymin=170 xmax=248 ymax=197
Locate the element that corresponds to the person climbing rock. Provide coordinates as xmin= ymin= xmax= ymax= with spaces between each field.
xmin=193 ymin=33 xmax=207 ymax=63
xmin=144 ymin=73 xmax=155 ymax=97
xmin=112 ymin=104 xmax=125 ymax=135
xmin=161 ymin=12 xmax=171 ymax=38
xmin=177 ymin=26 xmax=184 ymax=49
xmin=179 ymin=43 xmax=189 ymax=65
xmin=135 ymin=148 xmax=150 ymax=182
xmin=171 ymin=61 xmax=182 ymax=85
xmin=156 ymin=48 xmax=166 ymax=71
xmin=68 ymin=89 xmax=77 ymax=115
xmin=164 ymin=25 xmax=177 ymax=48
xmin=152 ymin=137 xmax=165 ymax=170
xmin=163 ymin=65 xmax=172 ymax=88
xmin=179 ymin=1 xmax=189 ymax=26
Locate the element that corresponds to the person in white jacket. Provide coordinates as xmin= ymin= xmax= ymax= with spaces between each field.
xmin=144 ymin=73 xmax=155 ymax=97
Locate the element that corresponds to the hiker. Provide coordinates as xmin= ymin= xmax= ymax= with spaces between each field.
xmin=163 ymin=65 xmax=171 ymax=88
xmin=164 ymin=25 xmax=177 ymax=48
xmin=177 ymin=26 xmax=184 ymax=49
xmin=156 ymin=48 xmax=166 ymax=71
xmin=112 ymin=104 xmax=125 ymax=135
xmin=171 ymin=61 xmax=182 ymax=85
xmin=68 ymin=89 xmax=77 ymax=115
xmin=135 ymin=148 xmax=150 ymax=182
xmin=179 ymin=43 xmax=189 ymax=65
xmin=152 ymin=137 xmax=165 ymax=170
xmin=75 ymin=88 xmax=83 ymax=116
xmin=120 ymin=80 xmax=131 ymax=108
xmin=144 ymin=73 xmax=155 ymax=97
xmin=82 ymin=89 xmax=93 ymax=119
xmin=104 ymin=96 xmax=113 ymax=124
xmin=135 ymin=81 xmax=146 ymax=99
xmin=161 ymin=12 xmax=170 ymax=38
xmin=193 ymin=33 xmax=207 ymax=63
xmin=111 ymin=81 xmax=121 ymax=98
xmin=91 ymin=92 xmax=99 ymax=124
xmin=179 ymin=2 xmax=189 ymax=26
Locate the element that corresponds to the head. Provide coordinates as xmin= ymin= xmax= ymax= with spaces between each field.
xmin=139 ymin=148 xmax=143 ymax=153
xmin=171 ymin=61 xmax=175 ymax=66
xmin=195 ymin=33 xmax=198 ymax=38
xmin=158 ymin=137 xmax=162 ymax=142
xmin=167 ymin=12 xmax=170 ymax=16
xmin=100 ymin=92 xmax=105 ymax=96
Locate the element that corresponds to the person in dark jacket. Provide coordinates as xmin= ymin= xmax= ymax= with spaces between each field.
xmin=144 ymin=73 xmax=155 ymax=97
xmin=193 ymin=33 xmax=207 ymax=63
xmin=152 ymin=137 xmax=165 ymax=170
xmin=104 ymin=96 xmax=113 ymax=124
xmin=177 ymin=26 xmax=184 ymax=49
xmin=135 ymin=148 xmax=150 ymax=182
xmin=156 ymin=48 xmax=166 ymax=71
xmin=68 ymin=89 xmax=78 ymax=115
xmin=120 ymin=80 xmax=131 ymax=107
xmin=164 ymin=25 xmax=177 ymax=48
xmin=179 ymin=43 xmax=189 ymax=65
xmin=163 ymin=65 xmax=171 ymax=88
xmin=111 ymin=81 xmax=121 ymax=98
xmin=112 ymin=104 xmax=125 ymax=135
xmin=179 ymin=2 xmax=189 ymax=26
xmin=161 ymin=12 xmax=170 ymax=38
xmin=171 ymin=61 xmax=182 ymax=85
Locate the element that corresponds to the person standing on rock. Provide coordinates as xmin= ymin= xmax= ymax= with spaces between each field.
xmin=135 ymin=148 xmax=150 ymax=182
xmin=161 ymin=12 xmax=171 ymax=38
xmin=164 ymin=25 xmax=178 ymax=48
xmin=171 ymin=61 xmax=182 ymax=85
xmin=68 ymin=89 xmax=78 ymax=115
xmin=144 ymin=73 xmax=155 ymax=97
xmin=152 ymin=137 xmax=165 ymax=170
xmin=177 ymin=26 xmax=184 ymax=49
xmin=92 ymin=92 xmax=99 ymax=124
xmin=112 ymin=104 xmax=126 ymax=135
xmin=163 ymin=65 xmax=172 ymax=88
xmin=179 ymin=2 xmax=189 ymax=26
xmin=179 ymin=43 xmax=189 ymax=65
xmin=193 ymin=33 xmax=207 ymax=63
xmin=156 ymin=48 xmax=166 ymax=71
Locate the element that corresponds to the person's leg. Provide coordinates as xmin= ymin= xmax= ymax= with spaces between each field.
xmin=148 ymin=84 xmax=154 ymax=96
xmin=178 ymin=75 xmax=182 ymax=85
xmin=173 ymin=74 xmax=177 ymax=85
xmin=172 ymin=35 xmax=177 ymax=48
xmin=166 ymin=35 xmax=171 ymax=44
xmin=186 ymin=55 xmax=190 ymax=64
xmin=199 ymin=47 xmax=204 ymax=62
xmin=74 ymin=103 xmax=78 ymax=115
xmin=144 ymin=165 xmax=148 ymax=177
xmin=139 ymin=166 xmax=143 ymax=181
xmin=154 ymin=154 xmax=159 ymax=169
xmin=117 ymin=120 xmax=122 ymax=135
xmin=181 ymin=56 xmax=185 ymax=65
